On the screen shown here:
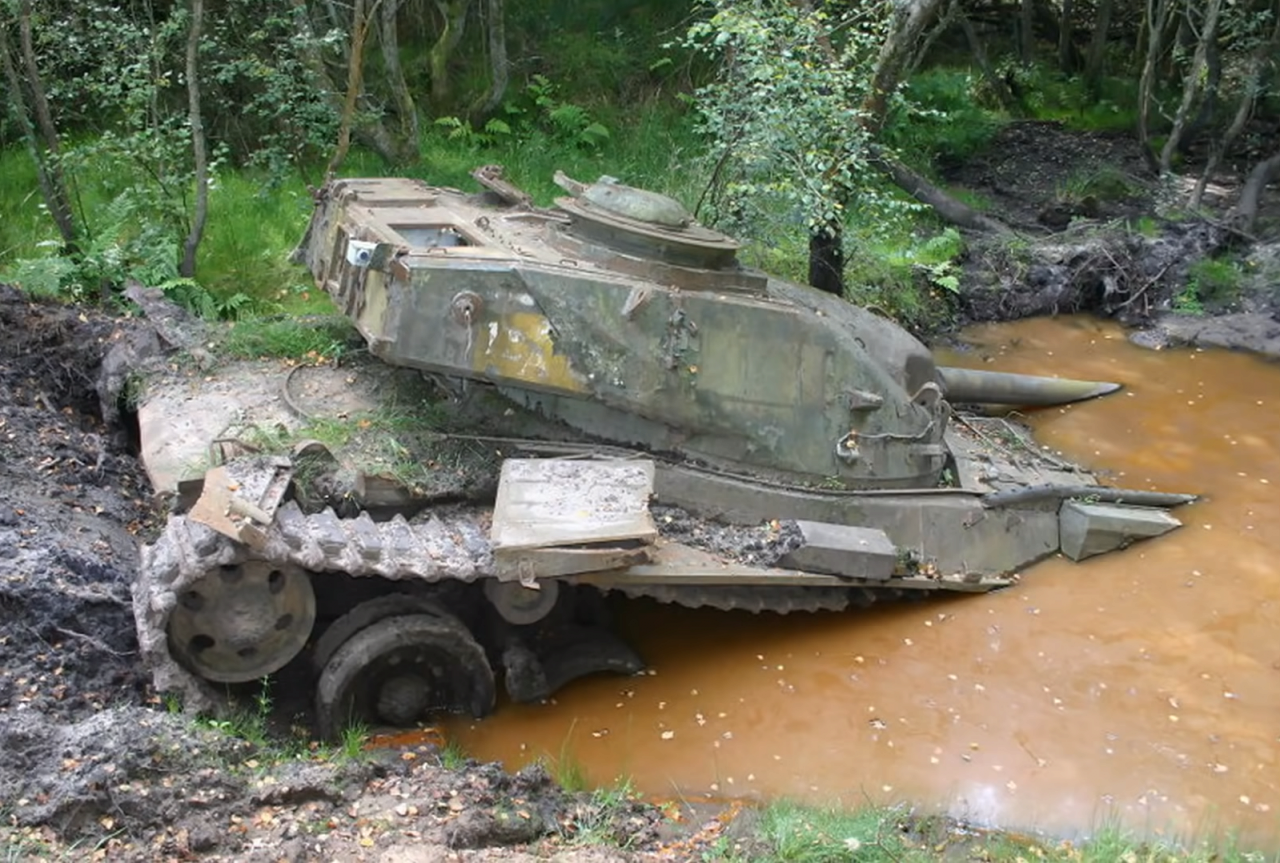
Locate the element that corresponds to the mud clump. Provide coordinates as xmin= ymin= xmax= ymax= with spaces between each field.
xmin=652 ymin=505 xmax=803 ymax=566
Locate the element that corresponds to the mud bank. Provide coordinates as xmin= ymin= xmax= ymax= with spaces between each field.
xmin=946 ymin=120 xmax=1280 ymax=360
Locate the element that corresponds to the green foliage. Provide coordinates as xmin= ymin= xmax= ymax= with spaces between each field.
xmin=1057 ymin=166 xmax=1141 ymax=205
xmin=733 ymin=803 xmax=1273 ymax=863
xmin=1187 ymin=257 xmax=1242 ymax=302
xmin=986 ymin=63 xmax=1140 ymax=133
xmin=198 ymin=678 xmax=275 ymax=749
xmin=519 ymin=75 xmax=612 ymax=149
xmin=682 ymin=1 xmax=920 ymax=243
xmin=216 ymin=316 xmax=361 ymax=360
xmin=437 ymin=738 xmax=471 ymax=770
xmin=1178 ymin=255 xmax=1243 ymax=313
xmin=842 ymin=226 xmax=964 ymax=332
xmin=435 ymin=75 xmax=613 ymax=152
xmin=504 ymin=0 xmax=694 ymax=101
xmin=200 ymin=2 xmax=342 ymax=180
xmin=1130 ymin=216 xmax=1162 ymax=237
xmin=566 ymin=777 xmax=642 ymax=848
xmin=339 ymin=722 xmax=370 ymax=761
xmin=3 ymin=0 xmax=342 ymax=304
xmin=158 ymin=278 xmax=257 ymax=320
xmin=4 ymin=191 xmax=182 ymax=301
xmin=433 ymin=115 xmax=515 ymax=148
xmin=884 ymin=68 xmax=1005 ymax=164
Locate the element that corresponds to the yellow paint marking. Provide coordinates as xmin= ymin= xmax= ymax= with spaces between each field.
xmin=474 ymin=311 xmax=586 ymax=393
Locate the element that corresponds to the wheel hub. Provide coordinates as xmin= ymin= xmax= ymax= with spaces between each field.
xmin=375 ymin=673 xmax=432 ymax=725
xmin=483 ymin=577 xmax=560 ymax=625
xmin=167 ymin=560 xmax=316 ymax=683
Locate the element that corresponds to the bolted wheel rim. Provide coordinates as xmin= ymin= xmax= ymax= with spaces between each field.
xmin=167 ymin=560 xmax=316 ymax=683
xmin=315 ymin=612 xmax=495 ymax=740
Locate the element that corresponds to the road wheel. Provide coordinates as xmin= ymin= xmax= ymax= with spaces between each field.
xmin=315 ymin=612 xmax=495 ymax=739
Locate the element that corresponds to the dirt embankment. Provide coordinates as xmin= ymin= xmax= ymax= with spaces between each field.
xmin=944 ymin=120 xmax=1280 ymax=359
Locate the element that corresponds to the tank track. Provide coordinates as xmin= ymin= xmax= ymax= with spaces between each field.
xmin=604 ymin=584 xmax=901 ymax=614
xmin=134 ymin=501 xmax=929 ymax=710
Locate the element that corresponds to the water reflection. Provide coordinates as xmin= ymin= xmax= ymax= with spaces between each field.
xmin=447 ymin=317 xmax=1280 ymax=847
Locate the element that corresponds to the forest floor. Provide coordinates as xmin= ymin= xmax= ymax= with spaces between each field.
xmin=1 ymin=123 xmax=1278 ymax=862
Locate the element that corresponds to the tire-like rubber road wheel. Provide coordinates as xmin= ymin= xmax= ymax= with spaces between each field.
xmin=315 ymin=611 xmax=495 ymax=740
xmin=310 ymin=594 xmax=448 ymax=675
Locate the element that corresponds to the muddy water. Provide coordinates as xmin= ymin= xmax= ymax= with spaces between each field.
xmin=448 ymin=317 xmax=1280 ymax=845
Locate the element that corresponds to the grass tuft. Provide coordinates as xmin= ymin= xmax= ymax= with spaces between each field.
xmin=216 ymin=315 xmax=360 ymax=361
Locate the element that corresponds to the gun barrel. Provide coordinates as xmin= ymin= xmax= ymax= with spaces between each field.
xmin=936 ymin=367 xmax=1121 ymax=407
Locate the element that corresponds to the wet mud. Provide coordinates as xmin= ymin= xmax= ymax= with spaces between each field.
xmin=447 ymin=316 xmax=1280 ymax=848
xmin=0 ymin=285 xmax=152 ymax=719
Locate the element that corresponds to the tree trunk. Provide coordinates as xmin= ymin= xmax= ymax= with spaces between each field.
xmin=957 ymin=6 xmax=1019 ymax=113
xmin=1057 ymin=0 xmax=1075 ymax=73
xmin=871 ymin=147 xmax=1011 ymax=234
xmin=861 ymin=0 xmax=947 ymax=135
xmin=857 ymin=0 xmax=1009 ymax=234
xmin=379 ymin=0 xmax=420 ymax=158
xmin=326 ymin=0 xmax=379 ymax=178
xmin=1137 ymin=0 xmax=1173 ymax=172
xmin=1019 ymin=0 xmax=1035 ymax=62
xmin=428 ymin=0 xmax=470 ymax=107
xmin=7 ymin=3 xmax=78 ymax=251
xmin=180 ymin=0 xmax=209 ymax=279
xmin=1190 ymin=14 xmax=1280 ymax=208
xmin=1159 ymin=0 xmax=1223 ymax=174
xmin=1083 ymin=0 xmax=1113 ymax=89
xmin=467 ymin=0 xmax=508 ymax=122
xmin=808 ymin=224 xmax=845 ymax=296
xmin=1230 ymin=150 xmax=1280 ymax=234
xmin=906 ymin=0 xmax=957 ymax=77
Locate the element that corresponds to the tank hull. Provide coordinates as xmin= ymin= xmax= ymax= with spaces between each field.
xmin=129 ymin=170 xmax=1193 ymax=736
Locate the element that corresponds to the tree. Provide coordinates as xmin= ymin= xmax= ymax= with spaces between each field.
xmin=684 ymin=0 xmax=1003 ymax=297
xmin=180 ymin=0 xmax=209 ymax=278
xmin=0 ymin=0 xmax=79 ymax=252
xmin=380 ymin=0 xmax=421 ymax=149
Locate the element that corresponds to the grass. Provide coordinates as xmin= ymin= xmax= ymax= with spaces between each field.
xmin=339 ymin=722 xmax=371 ymax=760
xmin=1056 ymin=165 xmax=1143 ymax=206
xmin=215 ymin=314 xmax=361 ymax=360
xmin=1185 ymin=256 xmax=1242 ymax=304
xmin=719 ymin=801 xmax=1277 ymax=863
xmin=437 ymin=737 xmax=471 ymax=770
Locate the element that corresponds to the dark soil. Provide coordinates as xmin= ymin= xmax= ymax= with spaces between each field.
xmin=0 ymin=286 xmax=152 ymax=720
xmin=941 ymin=120 xmax=1280 ymax=357
xmin=944 ymin=120 xmax=1155 ymax=230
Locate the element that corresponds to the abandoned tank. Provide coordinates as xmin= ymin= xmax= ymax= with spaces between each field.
xmin=132 ymin=167 xmax=1194 ymax=737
